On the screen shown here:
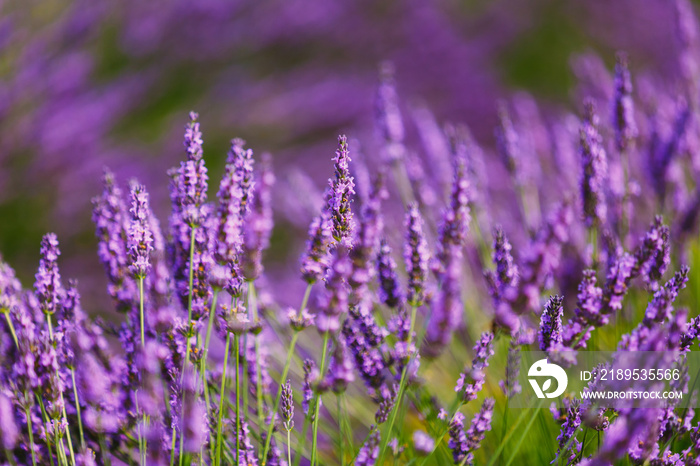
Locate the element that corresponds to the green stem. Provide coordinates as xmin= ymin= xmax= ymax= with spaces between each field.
xmin=70 ymin=369 xmax=85 ymax=450
xmin=214 ymin=332 xmax=231 ymax=466
xmin=310 ymin=333 xmax=331 ymax=466
xmin=236 ymin=334 xmax=241 ymax=466
xmin=376 ymin=304 xmax=418 ymax=464
xmin=504 ymin=401 xmax=544 ymax=466
xmin=248 ymin=282 xmax=265 ymax=459
xmin=37 ymin=397 xmax=56 ymax=466
xmin=337 ymin=395 xmax=343 ymax=464
xmin=261 ymin=283 xmax=313 ymax=462
xmin=45 ymin=316 xmax=76 ymax=466
xmin=24 ymin=403 xmax=37 ymax=466
xmin=138 ymin=277 xmax=145 ymax=347
xmin=201 ymin=290 xmax=219 ymax=461
xmin=183 ymin=226 xmax=197 ymax=376
xmin=99 ymin=433 xmax=110 ymax=466
xmin=287 ymin=429 xmax=292 ymax=466
xmin=3 ymin=312 xmax=17 ymax=347
xmin=293 ymin=415 xmax=311 ymax=466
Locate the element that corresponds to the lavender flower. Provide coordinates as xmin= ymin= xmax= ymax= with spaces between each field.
xmin=424 ymin=244 xmax=462 ymax=358
xmin=327 ymin=135 xmax=355 ymax=248
xmin=350 ymin=173 xmax=386 ymax=291
xmin=404 ymin=203 xmax=429 ymax=307
xmin=242 ymin=153 xmax=274 ymax=280
xmin=301 ymin=213 xmax=332 ymax=284
xmin=632 ymin=216 xmax=670 ymax=288
xmin=0 ymin=392 xmax=18 ymax=451
xmin=612 ymin=52 xmax=637 ymax=153
xmin=127 ymin=181 xmax=154 ymax=279
xmin=322 ymin=338 xmax=355 ymax=394
xmin=487 ymin=226 xmax=518 ymax=300
xmin=35 ymin=233 xmax=64 ymax=317
xmin=92 ymin=169 xmax=135 ymax=312
xmin=316 ymin=247 xmax=352 ymax=334
xmin=302 ymin=359 xmax=318 ymax=417
xmin=449 ymin=398 xmax=495 ymax=465
xmin=554 ymin=399 xmax=581 ymax=464
xmin=376 ymin=240 xmax=403 ymax=308
xmin=412 ymin=430 xmax=434 ymax=456
xmin=539 ymin=295 xmax=564 ymax=352
xmin=281 ymin=379 xmax=294 ymax=431
xmin=579 ymin=100 xmax=608 ymax=228
xmin=356 ymin=427 xmax=381 ymax=466
xmin=375 ymin=62 xmax=406 ymax=162
xmin=237 ymin=421 xmax=259 ymax=465
xmin=499 ymin=338 xmax=522 ymax=398
xmin=342 ymin=302 xmax=388 ymax=393
xmin=455 ymin=333 xmax=494 ymax=402
xmin=434 ymin=153 xmax=470 ymax=276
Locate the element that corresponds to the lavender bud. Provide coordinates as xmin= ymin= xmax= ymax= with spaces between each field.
xmin=455 ymin=332 xmax=494 ymax=402
xmin=612 ymin=52 xmax=637 ymax=153
xmin=127 ymin=181 xmax=154 ymax=279
xmin=539 ymin=295 xmax=564 ymax=352
xmin=327 ymin=135 xmax=355 ymax=248
xmin=35 ymin=233 xmax=64 ymax=316
xmin=302 ymin=359 xmax=318 ymax=417
xmin=281 ymin=379 xmax=294 ymax=431
xmin=376 ymin=240 xmax=404 ymax=308
xmin=356 ymin=427 xmax=381 ymax=466
xmin=300 ymin=213 xmax=332 ymax=284
xmin=579 ymin=100 xmax=608 ymax=228
xmin=404 ymin=203 xmax=429 ymax=307
xmin=412 ymin=430 xmax=435 ymax=456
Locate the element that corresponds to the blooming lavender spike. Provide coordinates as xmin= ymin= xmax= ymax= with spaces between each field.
xmin=612 ymin=52 xmax=637 ymax=154
xmin=302 ymin=359 xmax=318 ymax=417
xmin=0 ymin=258 xmax=22 ymax=313
xmin=632 ymin=216 xmax=670 ymax=288
xmin=281 ymin=379 xmax=294 ymax=431
xmin=499 ymin=338 xmax=522 ymax=398
xmin=322 ymin=338 xmax=355 ymax=394
xmin=356 ymin=427 xmax=381 ymax=466
xmin=376 ymin=240 xmax=403 ymax=308
xmin=300 ymin=213 xmax=332 ymax=284
xmin=327 ymin=136 xmax=355 ymax=249
xmin=92 ymin=169 xmax=135 ymax=313
xmin=554 ymin=399 xmax=582 ymax=464
xmin=237 ymin=421 xmax=259 ymax=465
xmin=404 ymin=203 xmax=429 ymax=307
xmin=242 ymin=153 xmax=274 ymax=280
xmin=579 ymin=100 xmax=608 ymax=228
xmin=316 ymin=246 xmax=352 ymax=334
xmin=455 ymin=332 xmax=494 ymax=402
xmin=0 ymin=392 xmax=18 ymax=451
xmin=342 ymin=302 xmax=388 ymax=393
xmin=424 ymin=245 xmax=462 ymax=358
xmin=493 ymin=226 xmax=518 ymax=292
xmin=35 ymin=233 xmax=64 ymax=317
xmin=434 ymin=152 xmax=471 ymax=277
xmin=375 ymin=62 xmax=406 ymax=162
xmin=127 ymin=181 xmax=154 ymax=279
xmin=539 ymin=295 xmax=564 ymax=352
xmin=412 ymin=430 xmax=435 ymax=456
xmin=350 ymin=173 xmax=386 ymax=292
xmin=449 ymin=398 xmax=495 ymax=465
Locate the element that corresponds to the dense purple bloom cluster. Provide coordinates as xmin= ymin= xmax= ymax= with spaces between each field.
xmin=8 ymin=6 xmax=700 ymax=462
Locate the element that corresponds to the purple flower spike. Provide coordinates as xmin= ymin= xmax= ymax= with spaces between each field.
xmin=316 ymin=247 xmax=352 ymax=334
xmin=376 ymin=240 xmax=403 ymax=309
xmin=632 ymin=216 xmax=670 ymax=289
xmin=302 ymin=359 xmax=318 ymax=417
xmin=375 ymin=62 xmax=406 ymax=162
xmin=499 ymin=337 xmax=522 ymax=398
xmin=356 ymin=427 xmax=381 ymax=466
xmin=539 ymin=295 xmax=564 ymax=352
xmin=404 ymin=203 xmax=429 ymax=307
xmin=0 ymin=258 xmax=22 ymax=313
xmin=450 ymin=398 xmax=495 ymax=465
xmin=281 ymin=379 xmax=294 ymax=431
xmin=322 ymin=338 xmax=355 ymax=394
xmin=327 ymin=135 xmax=355 ymax=249
xmin=350 ymin=173 xmax=387 ymax=292
xmin=242 ymin=153 xmax=274 ymax=281
xmin=555 ymin=399 xmax=582 ymax=464
xmin=412 ymin=430 xmax=435 ymax=456
xmin=35 ymin=233 xmax=64 ymax=317
xmin=434 ymin=153 xmax=471 ymax=277
xmin=455 ymin=332 xmax=494 ymax=403
xmin=127 ymin=181 xmax=154 ymax=279
xmin=92 ymin=169 xmax=135 ymax=312
xmin=612 ymin=52 xmax=637 ymax=154
xmin=424 ymin=244 xmax=462 ymax=358
xmin=579 ymin=100 xmax=608 ymax=228
xmin=0 ymin=393 xmax=18 ymax=450
xmin=301 ymin=213 xmax=332 ymax=284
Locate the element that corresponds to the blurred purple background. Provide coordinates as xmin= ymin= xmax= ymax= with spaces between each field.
xmin=0 ymin=0 xmax=689 ymax=310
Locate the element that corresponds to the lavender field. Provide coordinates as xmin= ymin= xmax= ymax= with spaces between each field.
xmin=2 ymin=0 xmax=700 ymax=465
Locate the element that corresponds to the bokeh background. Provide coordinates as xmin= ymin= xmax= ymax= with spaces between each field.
xmin=0 ymin=0 xmax=690 ymax=313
